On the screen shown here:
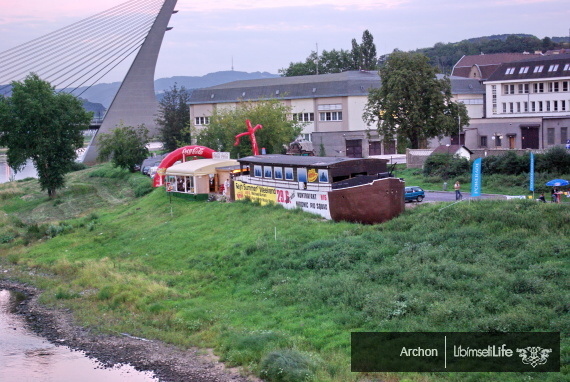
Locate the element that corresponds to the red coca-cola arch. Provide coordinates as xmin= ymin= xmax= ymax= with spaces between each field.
xmin=152 ymin=145 xmax=217 ymax=187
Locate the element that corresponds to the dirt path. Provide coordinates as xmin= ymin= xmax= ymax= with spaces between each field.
xmin=0 ymin=280 xmax=261 ymax=382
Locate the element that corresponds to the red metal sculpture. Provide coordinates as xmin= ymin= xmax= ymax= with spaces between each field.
xmin=234 ymin=119 xmax=263 ymax=156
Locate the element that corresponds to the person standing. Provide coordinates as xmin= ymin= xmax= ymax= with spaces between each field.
xmin=454 ymin=181 xmax=462 ymax=200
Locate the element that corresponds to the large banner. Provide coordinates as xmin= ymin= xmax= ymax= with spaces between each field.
xmin=471 ymin=158 xmax=482 ymax=197
xmin=234 ymin=181 xmax=331 ymax=219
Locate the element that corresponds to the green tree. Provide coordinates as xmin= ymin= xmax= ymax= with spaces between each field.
xmin=351 ymin=38 xmax=361 ymax=70
xmin=0 ymin=74 xmax=92 ymax=198
xmin=97 ymin=124 xmax=150 ymax=172
xmin=363 ymin=51 xmax=469 ymax=149
xmin=360 ymin=30 xmax=378 ymax=70
xmin=156 ymin=84 xmax=191 ymax=152
xmin=196 ymin=99 xmax=303 ymax=158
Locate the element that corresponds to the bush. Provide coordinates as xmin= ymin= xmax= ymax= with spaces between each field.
xmin=260 ymin=349 xmax=316 ymax=382
xmin=128 ymin=176 xmax=153 ymax=197
xmin=423 ymin=153 xmax=469 ymax=179
xmin=68 ymin=162 xmax=87 ymax=172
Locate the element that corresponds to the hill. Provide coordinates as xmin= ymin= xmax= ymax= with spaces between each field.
xmin=74 ymin=71 xmax=278 ymax=109
xmin=0 ymin=165 xmax=568 ymax=382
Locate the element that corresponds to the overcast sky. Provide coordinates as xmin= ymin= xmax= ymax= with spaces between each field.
xmin=0 ymin=0 xmax=568 ymax=83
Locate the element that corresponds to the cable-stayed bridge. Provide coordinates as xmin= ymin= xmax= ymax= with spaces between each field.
xmin=0 ymin=0 xmax=178 ymax=164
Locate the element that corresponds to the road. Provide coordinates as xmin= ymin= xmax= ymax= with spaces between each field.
xmin=419 ymin=190 xmax=508 ymax=203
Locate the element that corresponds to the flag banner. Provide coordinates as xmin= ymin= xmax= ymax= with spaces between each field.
xmin=530 ymin=152 xmax=535 ymax=192
xmin=471 ymin=158 xmax=482 ymax=197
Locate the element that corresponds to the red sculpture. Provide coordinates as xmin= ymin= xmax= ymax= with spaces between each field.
xmin=235 ymin=119 xmax=263 ymax=156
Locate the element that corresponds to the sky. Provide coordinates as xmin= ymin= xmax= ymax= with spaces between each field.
xmin=0 ymin=0 xmax=568 ymax=83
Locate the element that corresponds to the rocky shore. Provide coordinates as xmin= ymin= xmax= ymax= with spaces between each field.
xmin=0 ymin=280 xmax=260 ymax=382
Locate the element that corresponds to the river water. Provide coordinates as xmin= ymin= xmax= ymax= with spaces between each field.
xmin=0 ymin=159 xmax=37 ymax=183
xmin=0 ymin=289 xmax=159 ymax=382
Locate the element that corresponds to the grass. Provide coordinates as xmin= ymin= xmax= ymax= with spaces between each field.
xmin=0 ymin=165 xmax=568 ymax=382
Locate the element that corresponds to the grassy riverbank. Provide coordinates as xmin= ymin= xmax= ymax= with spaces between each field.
xmin=0 ymin=165 xmax=568 ymax=382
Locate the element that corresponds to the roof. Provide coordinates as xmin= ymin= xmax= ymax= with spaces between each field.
xmin=452 ymin=53 xmax=539 ymax=80
xmin=190 ymin=71 xmax=381 ymax=104
xmin=437 ymin=75 xmax=485 ymax=94
xmin=237 ymin=154 xmax=386 ymax=167
xmin=165 ymin=159 xmax=238 ymax=176
xmin=431 ymin=145 xmax=474 ymax=155
xmin=486 ymin=53 xmax=570 ymax=82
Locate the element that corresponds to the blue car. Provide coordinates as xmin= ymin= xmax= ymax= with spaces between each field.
xmin=405 ymin=186 xmax=425 ymax=202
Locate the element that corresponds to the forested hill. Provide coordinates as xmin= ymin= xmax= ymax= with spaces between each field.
xmin=412 ymin=34 xmax=569 ymax=74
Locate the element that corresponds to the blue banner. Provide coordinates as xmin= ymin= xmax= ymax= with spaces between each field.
xmin=530 ymin=152 xmax=535 ymax=192
xmin=471 ymin=158 xmax=482 ymax=197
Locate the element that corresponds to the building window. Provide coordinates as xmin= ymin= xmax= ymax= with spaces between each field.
xmin=502 ymin=103 xmax=507 ymax=113
xmin=509 ymin=102 xmax=514 ymax=113
xmin=505 ymin=67 xmax=515 ymax=75
xmin=319 ymin=111 xmax=342 ymax=121
xmin=562 ymin=127 xmax=568 ymax=144
xmin=539 ymin=101 xmax=543 ymax=112
xmin=495 ymin=135 xmax=502 ymax=147
xmin=524 ymin=102 xmax=529 ymax=112
xmin=516 ymin=102 xmax=521 ymax=113
xmin=519 ymin=66 xmax=529 ymax=74
xmin=480 ymin=136 xmax=488 ymax=147
xmin=302 ymin=134 xmax=312 ymax=142
xmin=194 ymin=116 xmax=210 ymax=125
xmin=548 ymin=64 xmax=559 ymax=72
xmin=504 ymin=84 xmax=515 ymax=94
xmin=531 ymin=101 xmax=536 ymax=112
xmin=518 ymin=83 xmax=529 ymax=93
xmin=564 ymin=81 xmax=569 ymax=92
xmin=533 ymin=65 xmax=544 ymax=73
xmin=554 ymin=82 xmax=559 ymax=92
xmin=492 ymin=85 xmax=497 ymax=114
xmin=554 ymin=101 xmax=558 ymax=111
xmin=562 ymin=100 xmax=567 ymax=111
xmin=295 ymin=112 xmax=314 ymax=122
xmin=564 ymin=63 xmax=570 ymax=71
xmin=547 ymin=128 xmax=555 ymax=145
xmin=533 ymin=83 xmax=544 ymax=93
xmin=546 ymin=101 xmax=551 ymax=112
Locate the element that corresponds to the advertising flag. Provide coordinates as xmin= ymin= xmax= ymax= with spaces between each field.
xmin=471 ymin=158 xmax=482 ymax=197
xmin=530 ymin=152 xmax=535 ymax=192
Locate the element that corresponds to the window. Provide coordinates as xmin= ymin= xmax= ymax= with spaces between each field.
xmin=547 ymin=128 xmax=555 ymax=145
xmin=548 ymin=64 xmax=559 ymax=72
xmin=492 ymin=85 xmax=497 ymax=114
xmin=480 ymin=136 xmax=488 ymax=147
xmin=531 ymin=101 xmax=536 ymax=112
xmin=504 ymin=84 xmax=515 ymax=94
xmin=516 ymin=102 xmax=521 ymax=113
xmin=561 ymin=127 xmax=568 ymax=144
xmin=563 ymin=81 xmax=569 ymax=92
xmin=546 ymin=101 xmax=551 ymax=112
xmin=502 ymin=103 xmax=507 ymax=113
xmin=495 ymin=135 xmax=502 ymax=147
xmin=562 ymin=100 xmax=567 ymax=111
xmin=533 ymin=83 xmax=544 ymax=93
xmin=509 ymin=103 xmax=514 ymax=113
xmin=554 ymin=101 xmax=558 ymax=111
xmin=505 ymin=67 xmax=515 ymax=75
xmin=194 ymin=116 xmax=210 ymax=125
xmin=319 ymin=111 xmax=342 ymax=121
xmin=519 ymin=66 xmax=529 ymax=74
xmin=295 ymin=113 xmax=314 ymax=122
xmin=564 ymin=63 xmax=570 ymax=71
xmin=539 ymin=101 xmax=543 ymax=112
xmin=518 ymin=83 xmax=529 ymax=93
xmin=533 ymin=65 xmax=544 ymax=73
xmin=524 ymin=102 xmax=528 ymax=112
xmin=549 ymin=82 xmax=560 ymax=92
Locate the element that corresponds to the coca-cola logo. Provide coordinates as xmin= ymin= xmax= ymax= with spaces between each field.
xmin=182 ymin=147 xmax=205 ymax=156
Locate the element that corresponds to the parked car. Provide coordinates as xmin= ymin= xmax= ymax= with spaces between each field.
xmin=405 ymin=186 xmax=425 ymax=202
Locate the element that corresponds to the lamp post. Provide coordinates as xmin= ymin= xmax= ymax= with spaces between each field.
xmin=444 ymin=143 xmax=450 ymax=190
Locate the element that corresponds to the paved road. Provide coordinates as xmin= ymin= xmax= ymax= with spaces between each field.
xmin=420 ymin=190 xmax=507 ymax=203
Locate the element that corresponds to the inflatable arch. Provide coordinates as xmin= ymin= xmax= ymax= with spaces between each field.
xmin=152 ymin=145 xmax=217 ymax=187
